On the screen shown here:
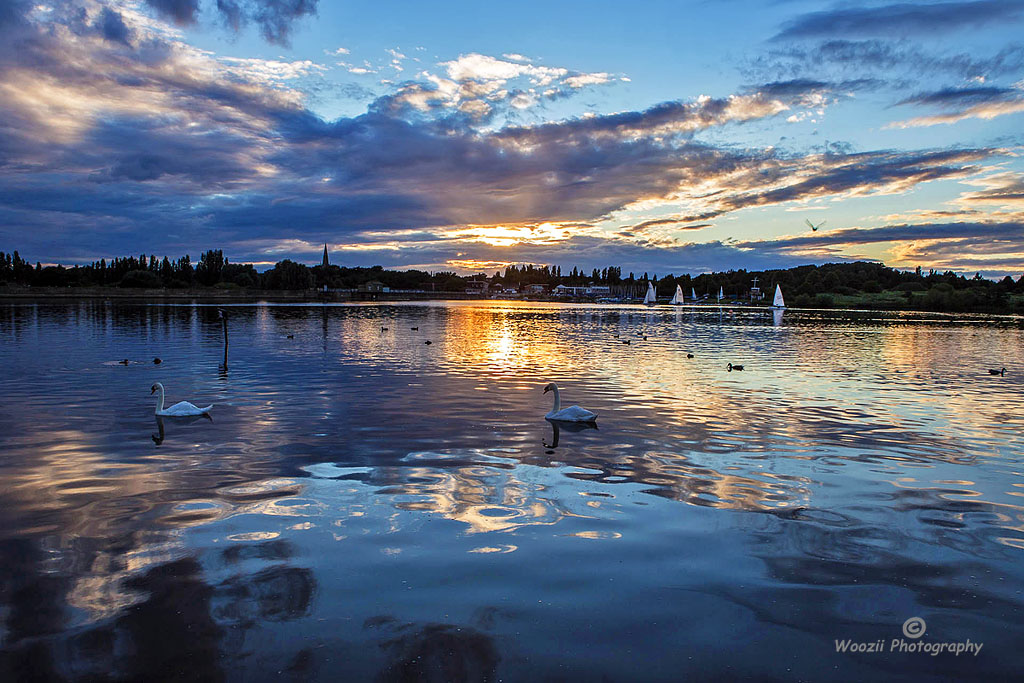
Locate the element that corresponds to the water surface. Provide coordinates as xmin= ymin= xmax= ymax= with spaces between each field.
xmin=1 ymin=301 xmax=1022 ymax=680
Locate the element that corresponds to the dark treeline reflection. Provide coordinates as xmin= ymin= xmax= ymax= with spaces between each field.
xmin=0 ymin=302 xmax=1022 ymax=680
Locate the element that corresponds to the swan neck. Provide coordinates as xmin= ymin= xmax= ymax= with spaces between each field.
xmin=155 ymin=386 xmax=165 ymax=413
xmin=551 ymin=386 xmax=561 ymax=414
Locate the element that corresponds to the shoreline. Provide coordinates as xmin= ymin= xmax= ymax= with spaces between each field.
xmin=0 ymin=286 xmax=480 ymax=302
xmin=1 ymin=286 xmax=1022 ymax=317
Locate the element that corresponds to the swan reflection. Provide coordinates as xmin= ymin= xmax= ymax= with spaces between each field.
xmin=151 ymin=413 xmax=213 ymax=445
xmin=543 ymin=417 xmax=598 ymax=448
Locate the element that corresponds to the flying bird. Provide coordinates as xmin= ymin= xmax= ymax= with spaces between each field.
xmin=805 ymin=219 xmax=826 ymax=232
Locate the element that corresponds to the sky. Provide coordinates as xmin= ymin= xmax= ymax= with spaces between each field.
xmin=1 ymin=0 xmax=1024 ymax=277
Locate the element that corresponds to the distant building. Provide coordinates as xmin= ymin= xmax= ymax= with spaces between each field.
xmin=465 ymin=280 xmax=489 ymax=295
xmin=359 ymin=280 xmax=387 ymax=293
xmin=554 ymin=284 xmax=610 ymax=297
xmin=525 ymin=284 xmax=547 ymax=294
xmin=321 ymin=244 xmax=330 ymax=268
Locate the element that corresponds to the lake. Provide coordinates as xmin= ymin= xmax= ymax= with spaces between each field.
xmin=0 ymin=300 xmax=1021 ymax=681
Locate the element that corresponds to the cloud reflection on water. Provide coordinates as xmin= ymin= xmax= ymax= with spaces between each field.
xmin=0 ymin=301 xmax=1022 ymax=679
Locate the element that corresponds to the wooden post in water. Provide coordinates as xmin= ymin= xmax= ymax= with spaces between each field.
xmin=218 ymin=308 xmax=228 ymax=368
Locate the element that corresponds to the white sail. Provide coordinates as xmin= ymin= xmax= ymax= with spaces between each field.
xmin=691 ymin=287 xmax=697 ymax=301
xmin=643 ymin=281 xmax=657 ymax=304
xmin=669 ymin=284 xmax=683 ymax=305
xmin=717 ymin=286 xmax=723 ymax=301
xmin=773 ymin=283 xmax=785 ymax=308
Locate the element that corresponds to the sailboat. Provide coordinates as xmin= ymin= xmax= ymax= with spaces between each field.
xmin=691 ymin=287 xmax=698 ymax=302
xmin=643 ymin=281 xmax=657 ymax=305
xmin=717 ymin=286 xmax=724 ymax=303
xmin=670 ymin=284 xmax=683 ymax=305
xmin=772 ymin=284 xmax=785 ymax=309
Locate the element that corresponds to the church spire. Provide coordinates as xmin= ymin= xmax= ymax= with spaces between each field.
xmin=321 ymin=243 xmax=329 ymax=268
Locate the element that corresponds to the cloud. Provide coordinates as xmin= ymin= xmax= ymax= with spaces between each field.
xmin=888 ymin=85 xmax=1024 ymax=127
xmin=144 ymin=0 xmax=200 ymax=26
xmin=218 ymin=56 xmax=327 ymax=84
xmin=736 ymin=220 xmax=1023 ymax=251
xmin=376 ymin=53 xmax=624 ymax=121
xmin=95 ymin=7 xmax=133 ymax=45
xmin=622 ymin=218 xmax=712 ymax=233
xmin=896 ymin=85 xmax=1018 ymax=107
xmin=887 ymin=99 xmax=1024 ymax=127
xmin=562 ymin=72 xmax=613 ymax=89
xmin=730 ymin=218 xmax=1024 ymax=274
xmin=744 ymin=39 xmax=1024 ymax=84
xmin=144 ymin=0 xmax=317 ymax=45
xmin=957 ymin=172 xmax=1024 ymax=206
xmin=652 ymin=149 xmax=989 ymax=224
xmin=0 ymin=1 xmax=1017 ymax=277
xmin=273 ymin=232 xmax=812 ymax=276
xmin=772 ymin=1 xmax=1024 ymax=41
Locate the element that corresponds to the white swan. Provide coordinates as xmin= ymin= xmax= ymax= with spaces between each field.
xmin=543 ymin=382 xmax=597 ymax=422
xmin=151 ymin=382 xmax=212 ymax=416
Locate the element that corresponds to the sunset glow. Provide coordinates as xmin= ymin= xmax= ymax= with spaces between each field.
xmin=1 ymin=1 xmax=1023 ymax=278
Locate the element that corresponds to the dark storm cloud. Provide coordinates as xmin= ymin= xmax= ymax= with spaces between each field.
xmin=248 ymin=0 xmax=317 ymax=45
xmin=85 ymin=118 xmax=257 ymax=183
xmin=772 ymin=1 xmax=1024 ymax=40
xmin=731 ymin=220 xmax=1024 ymax=275
xmin=216 ymin=0 xmax=246 ymax=30
xmin=261 ymin=89 xmax=817 ymax=228
xmin=734 ymin=220 xmax=1024 ymax=252
xmin=744 ymin=40 xmax=1024 ymax=83
xmin=145 ymin=0 xmax=316 ymax=44
xmin=96 ymin=8 xmax=132 ymax=46
xmin=145 ymin=0 xmax=201 ymax=26
xmin=207 ymin=191 xmax=437 ymax=237
xmin=0 ymin=0 xmax=31 ymax=28
xmin=743 ymin=78 xmax=825 ymax=97
xmin=897 ymin=86 xmax=1019 ymax=108
xmin=665 ymin=149 xmax=988 ymax=224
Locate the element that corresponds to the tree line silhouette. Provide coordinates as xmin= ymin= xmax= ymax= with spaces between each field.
xmin=2 ymin=248 xmax=1022 ymax=313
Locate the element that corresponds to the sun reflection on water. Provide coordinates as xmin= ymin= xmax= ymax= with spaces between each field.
xmin=0 ymin=301 xmax=1022 ymax=678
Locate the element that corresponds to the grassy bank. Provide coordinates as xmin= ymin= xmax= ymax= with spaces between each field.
xmin=788 ymin=289 xmax=1024 ymax=315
